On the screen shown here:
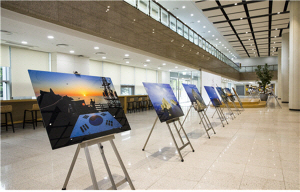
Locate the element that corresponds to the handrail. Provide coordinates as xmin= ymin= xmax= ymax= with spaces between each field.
xmin=239 ymin=64 xmax=278 ymax=72
xmin=124 ymin=0 xmax=239 ymax=71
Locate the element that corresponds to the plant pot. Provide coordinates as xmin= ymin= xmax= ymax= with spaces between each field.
xmin=260 ymin=93 xmax=268 ymax=101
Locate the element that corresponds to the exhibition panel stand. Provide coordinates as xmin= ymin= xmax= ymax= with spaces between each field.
xmin=62 ymin=134 xmax=134 ymax=190
xmin=266 ymin=91 xmax=282 ymax=109
xmin=232 ymin=88 xmax=244 ymax=110
xmin=181 ymin=84 xmax=216 ymax=139
xmin=142 ymin=83 xmax=194 ymax=162
xmin=204 ymin=86 xmax=229 ymax=127
xmin=142 ymin=116 xmax=194 ymax=162
xmin=216 ymin=86 xmax=236 ymax=120
xmin=28 ymin=71 xmax=135 ymax=190
xmin=224 ymin=88 xmax=241 ymax=115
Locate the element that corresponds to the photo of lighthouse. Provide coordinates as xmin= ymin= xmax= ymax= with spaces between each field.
xmin=182 ymin=83 xmax=207 ymax=112
xmin=143 ymin=82 xmax=184 ymax=122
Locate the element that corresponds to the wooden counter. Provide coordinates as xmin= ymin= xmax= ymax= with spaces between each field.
xmin=0 ymin=95 xmax=149 ymax=124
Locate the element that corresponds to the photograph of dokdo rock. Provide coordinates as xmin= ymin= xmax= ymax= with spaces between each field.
xmin=204 ymin=86 xmax=222 ymax=107
xmin=143 ymin=82 xmax=184 ymax=123
xmin=224 ymin=88 xmax=235 ymax=102
xmin=182 ymin=83 xmax=207 ymax=112
xmin=28 ymin=70 xmax=130 ymax=149
xmin=216 ymin=87 xmax=229 ymax=104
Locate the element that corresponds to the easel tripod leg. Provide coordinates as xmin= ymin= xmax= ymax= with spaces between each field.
xmin=98 ymin=143 xmax=116 ymax=190
xmin=197 ymin=112 xmax=210 ymax=139
xmin=84 ymin=146 xmax=99 ymax=190
xmin=203 ymin=111 xmax=216 ymax=134
xmin=62 ymin=145 xmax=81 ymax=190
xmin=142 ymin=117 xmax=158 ymax=151
xmin=173 ymin=122 xmax=185 ymax=145
xmin=216 ymin=107 xmax=225 ymax=127
xmin=110 ymin=140 xmax=135 ymax=190
xmin=178 ymin=120 xmax=195 ymax=152
xmin=166 ymin=123 xmax=184 ymax=162
xmin=220 ymin=107 xmax=228 ymax=124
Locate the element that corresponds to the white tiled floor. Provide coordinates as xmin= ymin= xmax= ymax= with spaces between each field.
xmin=1 ymin=101 xmax=299 ymax=190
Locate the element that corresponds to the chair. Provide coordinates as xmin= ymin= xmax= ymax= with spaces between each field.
xmin=148 ymin=99 xmax=153 ymax=109
xmin=127 ymin=98 xmax=135 ymax=113
xmin=1 ymin=105 xmax=15 ymax=133
xmin=23 ymin=104 xmax=41 ymax=129
xmin=142 ymin=97 xmax=148 ymax=111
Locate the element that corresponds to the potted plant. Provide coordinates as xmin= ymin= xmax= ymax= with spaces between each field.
xmin=255 ymin=63 xmax=274 ymax=101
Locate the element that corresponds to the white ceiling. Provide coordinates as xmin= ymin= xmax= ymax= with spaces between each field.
xmin=158 ymin=0 xmax=239 ymax=60
xmin=1 ymin=8 xmax=196 ymax=73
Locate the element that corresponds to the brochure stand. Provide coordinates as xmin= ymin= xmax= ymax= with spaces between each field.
xmin=142 ymin=116 xmax=194 ymax=162
xmin=62 ymin=135 xmax=135 ymax=190
xmin=180 ymin=104 xmax=216 ymax=139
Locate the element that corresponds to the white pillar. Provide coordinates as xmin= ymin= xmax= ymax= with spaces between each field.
xmin=277 ymin=49 xmax=282 ymax=99
xmin=281 ymin=33 xmax=289 ymax=103
xmin=289 ymin=1 xmax=300 ymax=110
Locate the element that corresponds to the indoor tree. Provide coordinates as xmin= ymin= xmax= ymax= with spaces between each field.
xmin=255 ymin=63 xmax=274 ymax=94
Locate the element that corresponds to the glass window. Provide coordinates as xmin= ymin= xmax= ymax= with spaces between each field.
xmin=1 ymin=67 xmax=10 ymax=100
xmin=194 ymin=33 xmax=198 ymax=45
xmin=177 ymin=21 xmax=183 ymax=36
xmin=169 ymin=15 xmax=176 ymax=32
xmin=189 ymin=29 xmax=194 ymax=42
xmin=161 ymin=9 xmax=169 ymax=26
xmin=206 ymin=42 xmax=209 ymax=52
xmin=202 ymin=40 xmax=206 ymax=50
xmin=199 ymin=36 xmax=203 ymax=48
xmin=183 ymin=25 xmax=189 ymax=39
xmin=121 ymin=85 xmax=135 ymax=95
xmin=137 ymin=0 xmax=149 ymax=15
xmin=124 ymin=0 xmax=136 ymax=7
xmin=150 ymin=1 xmax=160 ymax=21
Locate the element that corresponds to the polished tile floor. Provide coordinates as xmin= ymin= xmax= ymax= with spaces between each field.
xmin=1 ymin=100 xmax=299 ymax=190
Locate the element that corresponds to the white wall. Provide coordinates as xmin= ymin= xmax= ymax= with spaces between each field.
xmin=5 ymin=47 xmax=163 ymax=98
xmin=10 ymin=47 xmax=49 ymax=98
xmin=201 ymin=71 xmax=222 ymax=104
xmin=234 ymin=56 xmax=278 ymax=67
xmin=52 ymin=52 xmax=90 ymax=75
xmin=158 ymin=71 xmax=170 ymax=84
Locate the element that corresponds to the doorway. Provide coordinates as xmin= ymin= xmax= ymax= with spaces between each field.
xmin=236 ymin=85 xmax=245 ymax=96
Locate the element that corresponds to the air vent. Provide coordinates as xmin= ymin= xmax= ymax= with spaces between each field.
xmin=123 ymin=58 xmax=131 ymax=61
xmin=1 ymin=40 xmax=36 ymax=49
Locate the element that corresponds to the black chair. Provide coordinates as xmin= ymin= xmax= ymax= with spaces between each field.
xmin=127 ymin=98 xmax=135 ymax=113
xmin=1 ymin=105 xmax=15 ymax=133
xmin=142 ymin=98 xmax=148 ymax=111
xmin=148 ymin=99 xmax=153 ymax=109
xmin=23 ymin=104 xmax=41 ymax=129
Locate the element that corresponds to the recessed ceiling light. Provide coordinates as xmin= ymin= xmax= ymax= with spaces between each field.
xmin=21 ymin=41 xmax=27 ymax=44
xmin=251 ymin=44 xmax=252 ymax=46
xmin=47 ymin=36 xmax=54 ymax=39
xmin=167 ymin=9 xmax=170 ymax=11
xmin=275 ymin=28 xmax=278 ymax=30
xmin=102 ymin=56 xmax=106 ymax=59
xmin=191 ymin=14 xmax=194 ymax=16
xmin=277 ymin=12 xmax=280 ymax=14
xmin=246 ymin=32 xmax=248 ymax=34
xmin=158 ymin=67 xmax=161 ymax=69
xmin=248 ymin=39 xmax=250 ymax=40
xmin=175 ymin=66 xmax=178 ymax=68
xmin=219 ymin=41 xmax=221 ymax=43
xmin=185 ymin=69 xmax=187 ymax=70
xmin=274 ymin=42 xmax=276 ymax=43
xmin=163 ymin=63 xmax=166 ymax=65
xmin=182 ymin=6 xmax=185 ymax=9
xmin=203 ymin=26 xmax=206 ymax=28
xmin=216 ymin=38 xmax=218 ymax=40
xmin=146 ymin=59 xmax=150 ymax=62
xmin=212 ymin=35 xmax=215 ymax=37
xmin=225 ymin=47 xmax=227 ymax=48
xmin=126 ymin=61 xmax=129 ymax=64
xmin=235 ymin=3 xmax=238 ymax=5
xmin=197 ymin=20 xmax=200 ymax=23
xmin=144 ymin=64 xmax=147 ymax=67
xmin=125 ymin=54 xmax=129 ymax=57
xmin=69 ymin=50 xmax=74 ymax=53
xmin=240 ymin=18 xmax=243 ymax=20
xmin=169 ymin=70 xmax=171 ymax=71
xmin=275 ymin=36 xmax=277 ymax=38
xmin=94 ymin=47 xmax=99 ymax=50
xmin=222 ymin=44 xmax=224 ymax=46
xmin=208 ymin=31 xmax=211 ymax=33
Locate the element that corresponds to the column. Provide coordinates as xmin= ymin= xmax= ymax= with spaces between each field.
xmin=277 ymin=49 xmax=281 ymax=99
xmin=281 ymin=32 xmax=289 ymax=103
xmin=289 ymin=1 xmax=300 ymax=110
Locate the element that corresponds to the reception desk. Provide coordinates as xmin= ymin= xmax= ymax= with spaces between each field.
xmin=1 ymin=95 xmax=149 ymax=124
